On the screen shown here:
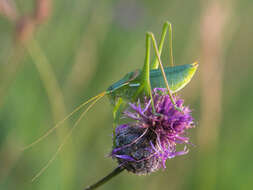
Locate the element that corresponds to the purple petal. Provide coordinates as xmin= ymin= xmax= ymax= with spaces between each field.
xmin=115 ymin=154 xmax=136 ymax=162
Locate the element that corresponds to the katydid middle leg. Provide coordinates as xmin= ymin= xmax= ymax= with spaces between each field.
xmin=134 ymin=32 xmax=157 ymax=112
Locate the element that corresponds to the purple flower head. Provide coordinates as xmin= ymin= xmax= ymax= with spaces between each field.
xmin=111 ymin=88 xmax=195 ymax=175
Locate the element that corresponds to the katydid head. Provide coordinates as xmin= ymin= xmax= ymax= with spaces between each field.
xmin=107 ymin=70 xmax=141 ymax=105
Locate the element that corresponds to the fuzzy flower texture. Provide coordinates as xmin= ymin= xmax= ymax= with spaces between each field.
xmin=111 ymin=88 xmax=195 ymax=175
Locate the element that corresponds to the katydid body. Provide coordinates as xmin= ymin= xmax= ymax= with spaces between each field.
xmin=107 ymin=63 xmax=198 ymax=105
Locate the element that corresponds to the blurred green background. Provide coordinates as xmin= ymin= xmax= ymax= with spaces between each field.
xmin=0 ymin=0 xmax=253 ymax=190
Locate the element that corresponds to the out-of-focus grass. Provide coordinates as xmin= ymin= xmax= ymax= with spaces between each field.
xmin=1 ymin=0 xmax=253 ymax=190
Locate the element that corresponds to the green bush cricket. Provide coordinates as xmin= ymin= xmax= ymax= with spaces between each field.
xmin=23 ymin=21 xmax=198 ymax=181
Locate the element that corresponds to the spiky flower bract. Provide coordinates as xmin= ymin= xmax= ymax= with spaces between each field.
xmin=111 ymin=88 xmax=195 ymax=175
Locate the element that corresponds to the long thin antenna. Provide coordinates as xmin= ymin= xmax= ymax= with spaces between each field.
xmin=22 ymin=91 xmax=106 ymax=151
xmin=31 ymin=92 xmax=105 ymax=182
xmin=84 ymin=166 xmax=124 ymax=190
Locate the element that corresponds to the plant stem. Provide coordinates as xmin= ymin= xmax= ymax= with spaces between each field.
xmin=84 ymin=167 xmax=124 ymax=190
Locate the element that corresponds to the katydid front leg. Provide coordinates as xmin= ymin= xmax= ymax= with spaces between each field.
xmin=112 ymin=98 xmax=125 ymax=146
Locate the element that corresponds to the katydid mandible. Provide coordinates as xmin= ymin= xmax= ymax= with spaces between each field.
xmin=23 ymin=21 xmax=198 ymax=181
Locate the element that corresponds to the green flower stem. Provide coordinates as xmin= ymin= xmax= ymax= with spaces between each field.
xmin=84 ymin=167 xmax=124 ymax=190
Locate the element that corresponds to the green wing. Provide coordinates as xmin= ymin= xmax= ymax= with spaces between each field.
xmin=150 ymin=62 xmax=198 ymax=93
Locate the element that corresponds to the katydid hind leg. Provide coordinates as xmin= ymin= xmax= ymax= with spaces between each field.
xmin=168 ymin=22 xmax=174 ymax=67
xmin=148 ymin=32 xmax=182 ymax=111
xmin=151 ymin=21 xmax=174 ymax=69
xmin=151 ymin=21 xmax=170 ymax=70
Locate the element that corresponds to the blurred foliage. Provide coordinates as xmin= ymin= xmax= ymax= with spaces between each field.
xmin=0 ymin=0 xmax=253 ymax=190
